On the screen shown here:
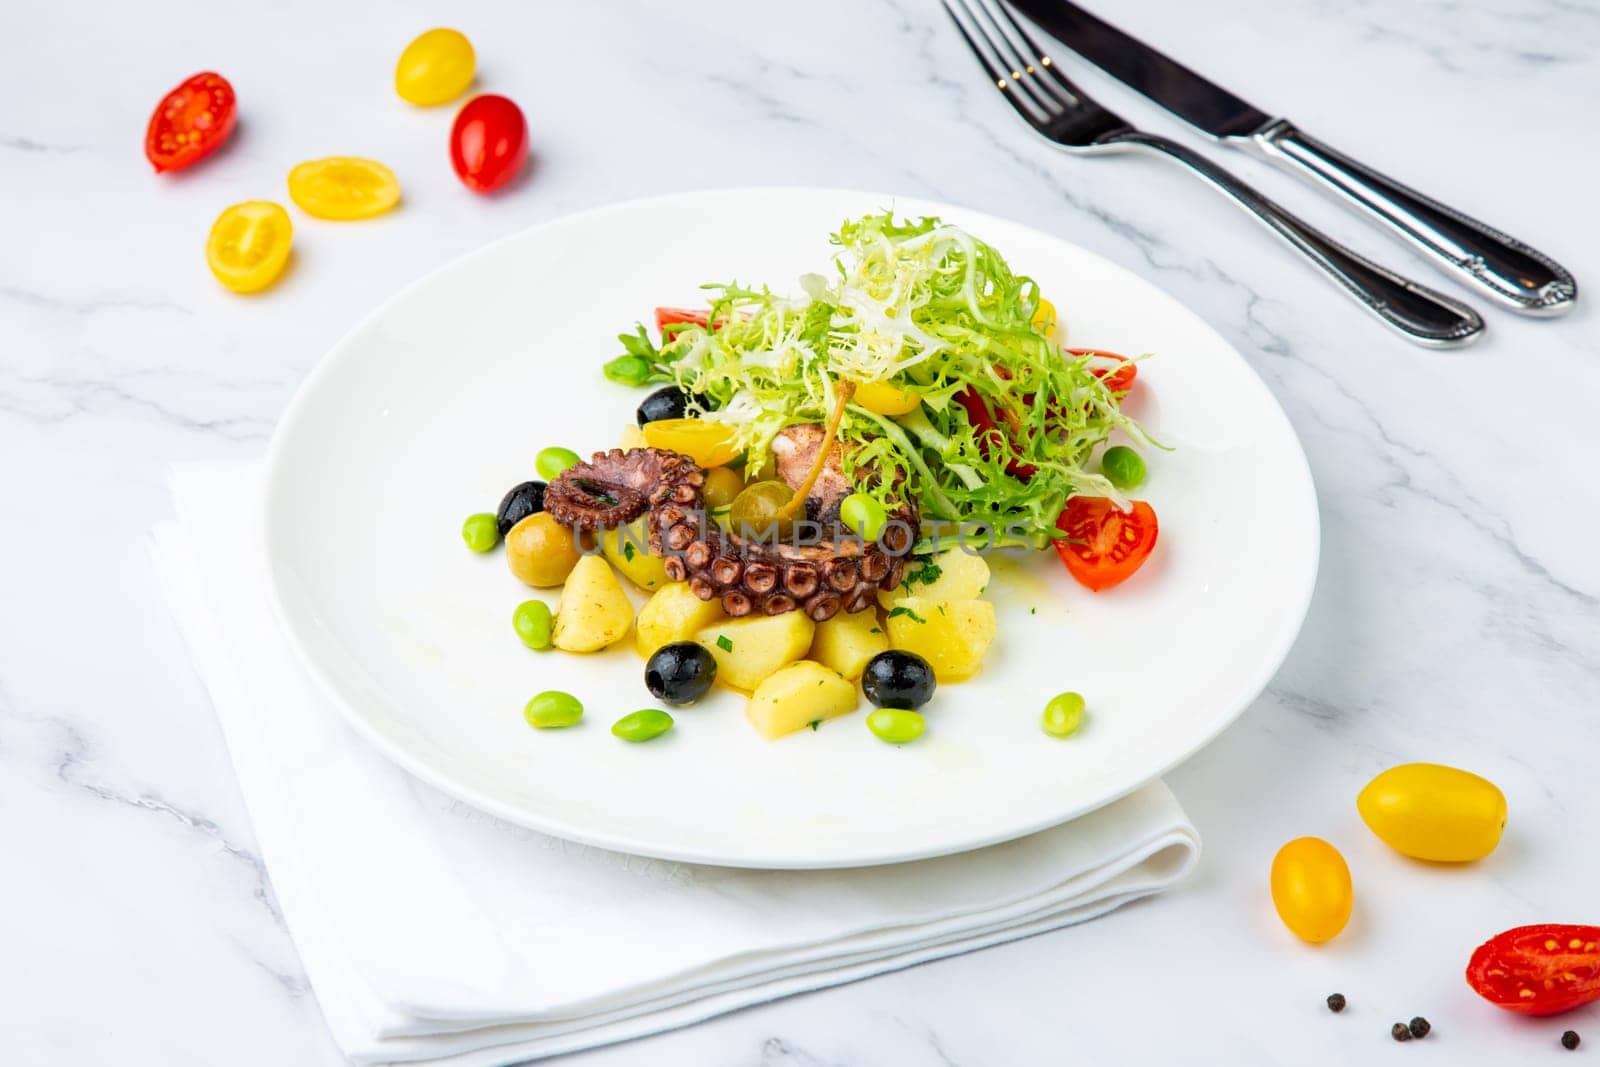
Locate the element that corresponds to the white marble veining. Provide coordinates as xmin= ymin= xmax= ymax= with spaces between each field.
xmin=2 ymin=0 xmax=1598 ymax=1062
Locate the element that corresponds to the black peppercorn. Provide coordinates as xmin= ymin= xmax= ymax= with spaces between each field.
xmin=1392 ymin=1022 xmax=1413 ymax=1042
xmin=1409 ymin=1016 xmax=1431 ymax=1039
xmin=1326 ymin=993 xmax=1346 ymax=1013
xmin=1563 ymin=1031 xmax=1581 ymax=1051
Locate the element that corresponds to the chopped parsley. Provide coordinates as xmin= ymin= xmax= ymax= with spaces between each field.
xmin=901 ymin=560 xmax=943 ymax=590
xmin=868 ymin=626 xmax=882 ymax=634
xmin=887 ymin=606 xmax=926 ymax=624
xmin=716 ymin=634 xmax=734 ymax=653
xmin=808 ymin=719 xmax=822 ymax=731
xmin=622 ymin=541 xmax=636 ymax=561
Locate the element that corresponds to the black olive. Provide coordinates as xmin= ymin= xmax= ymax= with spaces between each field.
xmin=861 ymin=650 xmax=936 ymax=710
xmin=496 ymin=481 xmax=547 ymax=536
xmin=636 ymin=386 xmax=709 ymax=426
xmin=645 ymin=641 xmax=718 ymax=705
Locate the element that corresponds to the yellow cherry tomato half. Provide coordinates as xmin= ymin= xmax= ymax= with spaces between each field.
xmin=1270 ymin=837 xmax=1352 ymax=943
xmin=1357 ymin=762 xmax=1506 ymax=863
xmin=287 ymin=157 xmax=401 ymax=221
xmin=853 ymin=379 xmax=922 ymax=417
xmin=395 ymin=28 xmax=476 ymax=106
xmin=1031 ymin=296 xmax=1058 ymax=336
xmin=206 ymin=201 xmax=293 ymax=293
xmin=641 ymin=418 xmax=742 ymax=467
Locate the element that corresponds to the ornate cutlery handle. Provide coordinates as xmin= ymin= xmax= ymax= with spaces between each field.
xmin=1252 ymin=120 xmax=1576 ymax=316
xmin=1112 ymin=130 xmax=1484 ymax=348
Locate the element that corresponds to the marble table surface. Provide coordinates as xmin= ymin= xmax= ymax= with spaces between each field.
xmin=3 ymin=0 xmax=1597 ymax=1062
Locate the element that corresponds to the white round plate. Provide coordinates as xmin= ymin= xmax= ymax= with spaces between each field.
xmin=264 ymin=187 xmax=1318 ymax=869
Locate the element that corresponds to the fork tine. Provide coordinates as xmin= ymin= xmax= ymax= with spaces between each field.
xmin=983 ymin=0 xmax=1087 ymax=105
xmin=945 ymin=0 xmax=1059 ymax=122
xmin=970 ymin=0 xmax=1077 ymax=112
xmin=940 ymin=0 xmax=1052 ymax=128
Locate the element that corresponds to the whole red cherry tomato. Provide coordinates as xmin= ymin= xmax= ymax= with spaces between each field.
xmin=145 ymin=72 xmax=237 ymax=173
xmin=449 ymin=94 xmax=528 ymax=193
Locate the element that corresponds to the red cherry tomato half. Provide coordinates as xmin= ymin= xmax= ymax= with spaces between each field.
xmin=954 ymin=387 xmax=1037 ymax=479
xmin=1053 ymin=496 xmax=1159 ymax=591
xmin=145 ymin=72 xmax=236 ymax=173
xmin=449 ymin=94 xmax=528 ymax=193
xmin=1467 ymin=925 xmax=1600 ymax=1016
xmin=1069 ymin=348 xmax=1138 ymax=393
xmin=655 ymin=308 xmax=710 ymax=332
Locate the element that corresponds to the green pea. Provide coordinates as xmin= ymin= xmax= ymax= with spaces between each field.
xmin=611 ymin=708 xmax=674 ymax=742
xmin=462 ymin=512 xmax=500 ymax=552
xmin=840 ymin=492 xmax=888 ymax=542
xmin=536 ymin=446 xmax=582 ymax=480
xmin=1042 ymin=691 xmax=1086 ymax=738
xmin=512 ymin=600 xmax=554 ymax=650
xmin=867 ymin=708 xmax=925 ymax=744
xmin=525 ymin=690 xmax=583 ymax=729
xmin=603 ymin=354 xmax=652 ymax=386
xmin=1100 ymin=446 xmax=1146 ymax=490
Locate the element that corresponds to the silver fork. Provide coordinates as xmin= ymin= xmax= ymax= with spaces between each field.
xmin=943 ymin=0 xmax=1485 ymax=348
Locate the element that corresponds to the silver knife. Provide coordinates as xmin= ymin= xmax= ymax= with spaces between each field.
xmin=1008 ymin=0 xmax=1577 ymax=316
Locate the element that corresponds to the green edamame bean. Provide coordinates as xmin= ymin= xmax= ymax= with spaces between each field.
xmin=536 ymin=446 xmax=582 ymax=480
xmin=1042 ymin=691 xmax=1086 ymax=738
xmin=867 ymin=708 xmax=925 ymax=744
xmin=512 ymin=600 xmax=553 ymax=650
xmin=1100 ymin=446 xmax=1146 ymax=491
xmin=611 ymin=708 xmax=674 ymax=742
xmin=603 ymin=354 xmax=652 ymax=387
xmin=462 ymin=512 xmax=500 ymax=553
xmin=525 ymin=690 xmax=583 ymax=729
xmin=840 ymin=492 xmax=888 ymax=542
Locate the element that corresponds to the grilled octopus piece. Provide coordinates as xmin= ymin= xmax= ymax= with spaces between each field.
xmin=543 ymin=430 xmax=917 ymax=621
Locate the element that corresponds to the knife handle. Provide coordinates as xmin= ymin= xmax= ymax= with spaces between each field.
xmin=1251 ymin=120 xmax=1576 ymax=316
xmin=1114 ymin=131 xmax=1484 ymax=347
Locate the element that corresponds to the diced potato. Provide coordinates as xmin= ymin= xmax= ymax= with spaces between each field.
xmin=552 ymin=555 xmax=634 ymax=652
xmin=808 ymin=608 xmax=888 ymax=681
xmin=601 ymin=518 xmax=668 ymax=591
xmin=746 ymin=661 xmax=858 ymax=740
xmin=619 ymin=424 xmax=649 ymax=451
xmin=879 ymin=548 xmax=991 ymax=609
xmin=885 ymin=596 xmax=996 ymax=682
xmin=635 ymin=581 xmax=725 ymax=657
xmin=695 ymin=612 xmax=816 ymax=691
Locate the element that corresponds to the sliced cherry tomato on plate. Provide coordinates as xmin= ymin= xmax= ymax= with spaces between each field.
xmin=1467 ymin=925 xmax=1600 ymax=1016
xmin=146 ymin=72 xmax=236 ymax=173
xmin=449 ymin=94 xmax=528 ymax=193
xmin=1068 ymin=348 xmax=1138 ymax=393
xmin=1052 ymin=496 xmax=1158 ymax=591
xmin=954 ymin=387 xmax=1036 ymax=479
xmin=206 ymin=201 xmax=292 ymax=293
xmin=288 ymin=157 xmax=401 ymax=220
xmin=655 ymin=307 xmax=710 ymax=332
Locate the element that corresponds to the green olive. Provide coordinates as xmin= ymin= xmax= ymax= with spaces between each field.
xmin=535 ymin=446 xmax=582 ymax=480
xmin=839 ymin=492 xmax=887 ymax=542
xmin=525 ymin=690 xmax=583 ymax=729
xmin=1100 ymin=446 xmax=1146 ymax=491
xmin=867 ymin=708 xmax=925 ymax=744
xmin=1042 ymin=691 xmax=1086 ymax=738
xmin=702 ymin=466 xmax=745 ymax=511
xmin=611 ymin=708 xmax=674 ymax=742
xmin=727 ymin=480 xmax=797 ymax=542
xmin=512 ymin=600 xmax=554 ymax=650
xmin=462 ymin=512 xmax=500 ymax=552
xmin=506 ymin=512 xmax=580 ymax=588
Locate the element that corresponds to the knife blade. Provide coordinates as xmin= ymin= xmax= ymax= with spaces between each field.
xmin=1007 ymin=0 xmax=1272 ymax=139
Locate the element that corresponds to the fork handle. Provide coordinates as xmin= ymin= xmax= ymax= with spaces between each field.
xmin=1251 ymin=120 xmax=1577 ymax=316
xmin=1113 ymin=130 xmax=1484 ymax=348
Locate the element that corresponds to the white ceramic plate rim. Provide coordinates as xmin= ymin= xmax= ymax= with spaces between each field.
xmin=262 ymin=186 xmax=1320 ymax=869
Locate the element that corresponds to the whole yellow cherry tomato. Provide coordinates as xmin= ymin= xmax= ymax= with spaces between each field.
xmin=206 ymin=201 xmax=292 ymax=293
xmin=288 ymin=157 xmax=401 ymax=220
xmin=1357 ymin=762 xmax=1506 ymax=862
xmin=395 ymin=28 xmax=476 ymax=106
xmin=641 ymin=418 xmax=741 ymax=467
xmin=1270 ymin=837 xmax=1352 ymax=943
xmin=1031 ymin=296 xmax=1058 ymax=336
xmin=853 ymin=379 xmax=922 ymax=417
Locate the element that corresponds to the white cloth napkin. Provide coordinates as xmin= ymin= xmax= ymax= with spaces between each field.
xmin=152 ymin=461 xmax=1200 ymax=1066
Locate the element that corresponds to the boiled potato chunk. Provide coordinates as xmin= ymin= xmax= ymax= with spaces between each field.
xmin=619 ymin=423 xmax=649 ymax=451
xmin=695 ymin=612 xmax=815 ymax=691
xmin=885 ymin=596 xmax=996 ymax=682
xmin=601 ymin=518 xmax=668 ymax=591
xmin=809 ymin=607 xmax=888 ymax=681
xmin=635 ymin=581 xmax=725 ymax=657
xmin=552 ymin=555 xmax=634 ymax=652
xmin=746 ymin=661 xmax=858 ymax=740
xmin=879 ymin=548 xmax=990 ymax=609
